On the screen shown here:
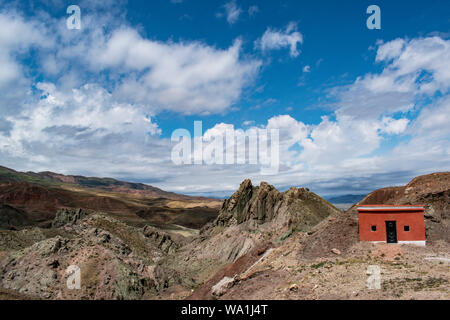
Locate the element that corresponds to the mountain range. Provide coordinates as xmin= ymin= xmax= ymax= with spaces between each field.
xmin=0 ymin=165 xmax=221 ymax=230
xmin=0 ymin=165 xmax=448 ymax=300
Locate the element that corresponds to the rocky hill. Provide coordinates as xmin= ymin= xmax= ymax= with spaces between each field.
xmin=184 ymin=174 xmax=449 ymax=300
xmin=0 ymin=165 xmax=205 ymax=200
xmin=0 ymin=165 xmax=221 ymax=230
xmin=161 ymin=179 xmax=341 ymax=298
xmin=0 ymin=173 xmax=448 ymax=300
xmin=0 ymin=209 xmax=182 ymax=299
xmin=213 ymin=179 xmax=340 ymax=232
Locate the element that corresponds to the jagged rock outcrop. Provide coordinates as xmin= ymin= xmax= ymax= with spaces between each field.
xmin=171 ymin=180 xmax=341 ymax=289
xmin=0 ymin=213 xmax=179 ymax=299
xmin=142 ymin=225 xmax=178 ymax=254
xmin=213 ymin=179 xmax=340 ymax=233
xmin=52 ymin=208 xmax=91 ymax=228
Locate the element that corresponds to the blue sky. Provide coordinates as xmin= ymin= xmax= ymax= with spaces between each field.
xmin=131 ymin=0 xmax=449 ymax=135
xmin=0 ymin=0 xmax=449 ymax=197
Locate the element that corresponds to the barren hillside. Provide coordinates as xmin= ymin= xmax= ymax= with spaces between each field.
xmin=182 ymin=173 xmax=449 ymax=300
xmin=0 ymin=172 xmax=448 ymax=300
xmin=0 ymin=166 xmax=221 ymax=229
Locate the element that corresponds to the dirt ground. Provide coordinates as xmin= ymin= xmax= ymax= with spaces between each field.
xmin=216 ymin=238 xmax=449 ymax=300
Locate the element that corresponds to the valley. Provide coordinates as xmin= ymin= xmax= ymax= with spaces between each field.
xmin=0 ymin=166 xmax=448 ymax=300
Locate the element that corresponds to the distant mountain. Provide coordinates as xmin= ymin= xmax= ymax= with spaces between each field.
xmin=1 ymin=172 xmax=448 ymax=300
xmin=326 ymin=194 xmax=366 ymax=204
xmin=0 ymin=165 xmax=197 ymax=200
xmin=0 ymin=165 xmax=221 ymax=229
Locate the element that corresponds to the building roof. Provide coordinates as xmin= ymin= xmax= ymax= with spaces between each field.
xmin=357 ymin=205 xmax=425 ymax=212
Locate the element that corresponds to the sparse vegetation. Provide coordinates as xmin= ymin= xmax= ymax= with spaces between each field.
xmin=0 ymin=170 xmax=448 ymax=300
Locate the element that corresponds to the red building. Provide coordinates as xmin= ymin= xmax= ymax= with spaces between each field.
xmin=357 ymin=205 xmax=426 ymax=246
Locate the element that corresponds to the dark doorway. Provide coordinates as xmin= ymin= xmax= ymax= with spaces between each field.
xmin=385 ymin=221 xmax=398 ymax=243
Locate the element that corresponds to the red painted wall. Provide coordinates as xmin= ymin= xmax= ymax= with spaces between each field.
xmin=358 ymin=212 xmax=425 ymax=242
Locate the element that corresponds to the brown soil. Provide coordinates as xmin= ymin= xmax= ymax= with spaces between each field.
xmin=197 ymin=236 xmax=449 ymax=300
xmin=187 ymin=242 xmax=273 ymax=300
xmin=0 ymin=181 xmax=221 ymax=229
xmin=181 ymin=173 xmax=449 ymax=301
xmin=298 ymin=210 xmax=360 ymax=259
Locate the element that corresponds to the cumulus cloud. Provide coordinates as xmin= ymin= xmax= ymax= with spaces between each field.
xmin=153 ymin=107 xmax=417 ymax=196
xmin=0 ymin=5 xmax=261 ymax=117
xmin=88 ymin=29 xmax=260 ymax=114
xmin=0 ymin=2 xmax=448 ymax=198
xmin=0 ymin=12 xmax=51 ymax=118
xmin=285 ymin=36 xmax=450 ymax=193
xmin=0 ymin=3 xmax=262 ymax=187
xmin=0 ymin=13 xmax=47 ymax=87
xmin=330 ymin=37 xmax=450 ymax=120
xmin=164 ymin=36 xmax=449 ymax=196
xmin=2 ymin=83 xmax=159 ymax=157
xmin=255 ymin=22 xmax=303 ymax=57
xmin=0 ymin=80 xmax=172 ymax=180
xmin=201 ymin=115 xmax=307 ymax=167
xmin=376 ymin=37 xmax=450 ymax=94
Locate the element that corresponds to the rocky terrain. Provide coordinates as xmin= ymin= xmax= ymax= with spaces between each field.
xmin=182 ymin=172 xmax=449 ymax=300
xmin=0 ymin=166 xmax=221 ymax=230
xmin=0 ymin=166 xmax=200 ymax=200
xmin=0 ymin=208 xmax=185 ymax=299
xmin=0 ymin=170 xmax=448 ymax=300
xmin=157 ymin=180 xmax=344 ymax=298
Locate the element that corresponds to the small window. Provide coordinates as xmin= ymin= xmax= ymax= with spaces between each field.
xmin=404 ymin=226 xmax=410 ymax=232
xmin=371 ymin=225 xmax=377 ymax=231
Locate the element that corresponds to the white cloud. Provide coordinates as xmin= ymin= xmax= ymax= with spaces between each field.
xmin=375 ymin=38 xmax=405 ymax=62
xmin=380 ymin=117 xmax=409 ymax=135
xmin=255 ymin=22 xmax=303 ymax=57
xmin=198 ymin=115 xmax=307 ymax=169
xmin=378 ymin=37 xmax=450 ymax=94
xmin=331 ymin=37 xmax=450 ymax=121
xmin=0 ymin=7 xmax=261 ymax=116
xmin=0 ymin=3 xmax=448 ymax=198
xmin=2 ymin=83 xmax=159 ymax=157
xmin=190 ymin=36 xmax=448 ymax=196
xmin=223 ymin=1 xmax=242 ymax=25
xmin=303 ymin=65 xmax=311 ymax=73
xmin=82 ymin=28 xmax=261 ymax=114
xmin=0 ymin=5 xmax=263 ymax=186
xmin=285 ymin=36 xmax=450 ymax=191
